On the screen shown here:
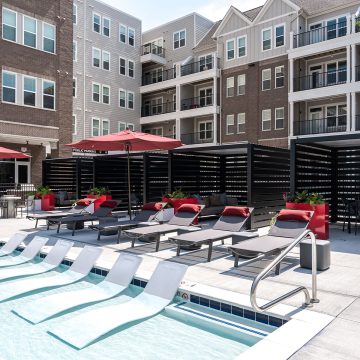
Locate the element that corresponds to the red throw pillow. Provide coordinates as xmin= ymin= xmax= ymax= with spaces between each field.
xmin=277 ymin=209 xmax=311 ymax=222
xmin=177 ymin=204 xmax=202 ymax=213
xmin=222 ymin=206 xmax=250 ymax=218
xmin=142 ymin=202 xmax=163 ymax=211
xmin=77 ymin=199 xmax=91 ymax=206
xmin=100 ymin=200 xmax=118 ymax=208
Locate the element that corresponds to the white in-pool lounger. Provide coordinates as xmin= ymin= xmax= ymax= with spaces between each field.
xmin=0 ymin=245 xmax=102 ymax=302
xmin=13 ymin=253 xmax=142 ymax=324
xmin=0 ymin=240 xmax=73 ymax=282
xmin=0 ymin=233 xmax=28 ymax=257
xmin=48 ymin=261 xmax=188 ymax=349
xmin=0 ymin=236 xmax=49 ymax=267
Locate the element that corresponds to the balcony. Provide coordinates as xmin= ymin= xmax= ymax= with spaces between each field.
xmin=141 ymin=101 xmax=176 ymax=117
xmin=141 ymin=68 xmax=175 ymax=86
xmin=181 ymin=57 xmax=219 ymax=76
xmin=181 ymin=95 xmax=213 ymax=111
xmin=356 ymin=66 xmax=360 ymax=82
xmin=294 ymin=117 xmax=347 ymax=136
xmin=141 ymin=44 xmax=166 ymax=65
xmin=356 ymin=17 xmax=360 ymax=33
xmin=294 ymin=68 xmax=347 ymax=92
xmin=181 ymin=131 xmax=214 ymax=145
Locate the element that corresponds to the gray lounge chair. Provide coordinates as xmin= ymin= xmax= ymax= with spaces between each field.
xmin=124 ymin=204 xmax=205 ymax=252
xmin=228 ymin=209 xmax=313 ymax=275
xmin=88 ymin=202 xmax=167 ymax=242
xmin=0 ymin=232 xmax=28 ymax=257
xmin=169 ymin=207 xmax=254 ymax=262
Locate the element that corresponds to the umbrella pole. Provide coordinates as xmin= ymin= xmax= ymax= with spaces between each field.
xmin=127 ymin=145 xmax=132 ymax=220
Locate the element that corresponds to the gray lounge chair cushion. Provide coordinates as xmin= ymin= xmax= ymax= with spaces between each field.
xmin=212 ymin=215 xmax=248 ymax=232
xmin=170 ymin=229 xmax=232 ymax=245
xmin=268 ymin=220 xmax=308 ymax=239
xmin=60 ymin=214 xmax=99 ymax=224
xmin=200 ymin=206 xmax=224 ymax=217
xmin=133 ymin=209 xmax=158 ymax=222
xmin=168 ymin=211 xmax=198 ymax=226
xmin=125 ymin=224 xmax=181 ymax=236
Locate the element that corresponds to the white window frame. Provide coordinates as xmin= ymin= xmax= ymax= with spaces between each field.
xmin=73 ymin=41 xmax=77 ymax=62
xmin=118 ymin=121 xmax=126 ymax=131
xmin=2 ymin=70 xmax=17 ymax=104
xmin=173 ymin=29 xmax=186 ymax=49
xmin=128 ymin=59 xmax=134 ymax=78
xmin=103 ymin=17 xmax=110 ymax=37
xmin=119 ymin=24 xmax=127 ymax=44
xmin=119 ymin=57 xmax=126 ymax=75
xmin=275 ymin=107 xmax=285 ymax=130
xmin=128 ymin=27 xmax=135 ymax=47
xmin=262 ymin=109 xmax=271 ymax=131
xmin=72 ymin=114 xmax=77 ymax=135
xmin=226 ymin=77 xmax=234 ymax=97
xmin=274 ymin=23 xmax=285 ymax=48
xmin=262 ymin=27 xmax=272 ymax=52
xmin=262 ymin=69 xmax=271 ymax=91
xmin=102 ymin=119 xmax=110 ymax=135
xmin=275 ymin=65 xmax=285 ymax=88
xmin=92 ymin=47 xmax=101 ymax=68
xmin=226 ymin=114 xmax=234 ymax=135
xmin=147 ymin=127 xmax=163 ymax=136
xmin=102 ymin=85 xmax=110 ymax=105
xmin=91 ymin=117 xmax=101 ymax=136
xmin=237 ymin=113 xmax=245 ymax=133
xmin=198 ymin=120 xmax=213 ymax=140
xmin=237 ymin=74 xmax=245 ymax=95
xmin=198 ymin=87 xmax=213 ymax=107
xmin=102 ymin=50 xmax=110 ymax=71
xmin=2 ymin=7 xmax=17 ymax=43
xmin=237 ymin=35 xmax=247 ymax=58
xmin=42 ymin=79 xmax=55 ymax=110
xmin=73 ymin=77 xmax=77 ymax=98
xmin=93 ymin=13 xmax=101 ymax=34
xmin=42 ymin=22 xmax=56 ymax=54
xmin=23 ymin=75 xmax=37 ymax=107
xmin=73 ymin=4 xmax=77 ymax=25
xmin=127 ymin=91 xmax=134 ymax=109
xmin=23 ymin=15 xmax=37 ymax=49
xmin=92 ymin=82 xmax=101 ymax=103
xmin=119 ymin=89 xmax=126 ymax=108
xmin=127 ymin=123 xmax=135 ymax=131
xmin=226 ymin=39 xmax=235 ymax=61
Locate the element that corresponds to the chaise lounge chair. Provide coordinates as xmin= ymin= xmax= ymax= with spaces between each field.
xmin=228 ymin=209 xmax=313 ymax=275
xmin=48 ymin=261 xmax=188 ymax=349
xmin=124 ymin=204 xmax=204 ymax=252
xmin=0 ymin=232 xmax=28 ymax=257
xmin=13 ymin=253 xmax=142 ymax=324
xmin=169 ymin=206 xmax=254 ymax=262
xmin=88 ymin=202 xmax=167 ymax=242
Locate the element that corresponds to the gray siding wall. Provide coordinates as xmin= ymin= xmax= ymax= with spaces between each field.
xmin=261 ymin=0 xmax=295 ymax=22
xmin=73 ymin=0 xmax=141 ymax=141
xmin=194 ymin=14 xmax=214 ymax=46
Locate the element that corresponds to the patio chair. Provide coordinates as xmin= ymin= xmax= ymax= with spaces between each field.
xmin=340 ymin=197 xmax=357 ymax=233
xmin=15 ymin=195 xmax=34 ymax=218
xmin=228 ymin=209 xmax=313 ymax=275
xmin=123 ymin=204 xmax=205 ymax=252
xmin=0 ymin=232 xmax=28 ymax=257
xmin=48 ymin=261 xmax=188 ymax=349
xmin=55 ymin=200 xmax=120 ymax=236
xmin=169 ymin=206 xmax=254 ymax=262
xmin=14 ymin=253 xmax=142 ymax=324
xmin=88 ymin=202 xmax=167 ymax=242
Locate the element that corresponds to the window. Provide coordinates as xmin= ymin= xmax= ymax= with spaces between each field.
xmin=43 ymin=23 xmax=55 ymax=53
xmin=326 ymin=104 xmax=347 ymax=129
xmin=73 ymin=4 xmax=77 ymax=25
xmin=226 ymin=77 xmax=234 ymax=97
xmin=275 ymin=25 xmax=285 ymax=47
xmin=128 ymin=91 xmax=134 ymax=109
xmin=275 ymin=66 xmax=284 ymax=88
xmin=73 ymin=78 xmax=76 ymax=98
xmin=102 ymin=51 xmax=110 ymax=71
xmin=92 ymin=83 xmax=100 ymax=102
xmin=72 ymin=115 xmax=77 ymax=135
xmin=262 ymin=109 xmax=271 ymax=131
xmin=73 ymin=41 xmax=77 ymax=61
xmin=92 ymin=48 xmax=101 ymax=68
xmin=226 ymin=114 xmax=234 ymax=135
xmin=102 ymin=85 xmax=110 ymax=104
xmin=102 ymin=119 xmax=109 ymax=135
xmin=118 ymin=122 xmax=126 ymax=131
xmin=237 ymin=36 xmax=246 ymax=57
xmin=128 ymin=60 xmax=134 ymax=78
xmin=23 ymin=16 xmax=37 ymax=48
xmin=275 ymin=107 xmax=284 ymax=129
xmin=226 ymin=39 xmax=235 ymax=60
xmin=103 ymin=17 xmax=110 ymax=37
xmin=23 ymin=76 xmax=36 ymax=107
xmin=93 ymin=13 xmax=101 ymax=33
xmin=199 ymin=88 xmax=213 ymax=107
xmin=2 ymin=8 xmax=17 ymax=42
xmin=119 ymin=57 xmax=126 ymax=75
xmin=262 ymin=28 xmax=271 ymax=51
xmin=237 ymin=113 xmax=245 ymax=133
xmin=127 ymin=123 xmax=135 ymax=131
xmin=199 ymin=55 xmax=213 ymax=71
xmin=128 ymin=28 xmax=135 ymax=46
xmin=119 ymin=24 xmax=126 ymax=43
xmin=43 ymin=80 xmax=55 ymax=110
xmin=2 ymin=71 xmax=16 ymax=103
xmin=92 ymin=118 xmax=100 ymax=136
xmin=262 ymin=69 xmax=271 ymax=90
xmin=237 ymin=74 xmax=245 ymax=95
xmin=147 ymin=127 xmax=163 ymax=136
xmin=199 ymin=121 xmax=213 ymax=140
xmin=119 ymin=89 xmax=126 ymax=107
xmin=173 ymin=30 xmax=185 ymax=49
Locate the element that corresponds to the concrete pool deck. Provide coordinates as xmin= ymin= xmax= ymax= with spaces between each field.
xmin=2 ymin=215 xmax=360 ymax=359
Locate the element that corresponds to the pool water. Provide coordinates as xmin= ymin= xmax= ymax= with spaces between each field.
xmin=0 ymin=265 xmax=274 ymax=360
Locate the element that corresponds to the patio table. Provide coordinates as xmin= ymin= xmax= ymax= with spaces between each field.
xmin=1 ymin=196 xmax=21 ymax=218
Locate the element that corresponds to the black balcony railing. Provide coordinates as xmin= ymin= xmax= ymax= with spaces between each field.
xmin=0 ymin=183 xmax=37 ymax=200
xmin=356 ymin=66 xmax=360 ymax=82
xmin=181 ymin=57 xmax=218 ymax=76
xmin=294 ymin=117 xmax=347 ymax=136
xmin=141 ymin=43 xmax=165 ymax=58
xmin=181 ymin=131 xmax=214 ymax=145
xmin=293 ymin=68 xmax=347 ymax=91
xmin=356 ymin=17 xmax=360 ymax=33
xmin=356 ymin=115 xmax=360 ymax=130
xmin=141 ymin=68 xmax=175 ymax=86
xmin=181 ymin=95 xmax=214 ymax=111
xmin=293 ymin=20 xmax=347 ymax=48
xmin=141 ymin=101 xmax=176 ymax=117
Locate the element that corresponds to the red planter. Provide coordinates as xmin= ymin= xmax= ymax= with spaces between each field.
xmin=285 ymin=202 xmax=329 ymax=240
xmin=87 ymin=194 xmax=112 ymax=211
xmin=41 ymin=193 xmax=55 ymax=211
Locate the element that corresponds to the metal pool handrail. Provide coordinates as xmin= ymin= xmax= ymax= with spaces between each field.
xmin=250 ymin=229 xmax=319 ymax=312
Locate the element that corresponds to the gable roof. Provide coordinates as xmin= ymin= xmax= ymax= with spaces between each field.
xmin=193 ymin=20 xmax=221 ymax=52
xmin=243 ymin=5 xmax=263 ymax=21
xmin=290 ymin=0 xmax=357 ymax=16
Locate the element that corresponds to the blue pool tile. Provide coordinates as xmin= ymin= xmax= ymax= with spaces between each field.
xmin=209 ymin=300 xmax=221 ymax=310
xmin=133 ymin=279 xmax=141 ymax=287
xmin=231 ymin=306 xmax=244 ymax=317
xmin=269 ymin=316 xmax=283 ymax=327
xmin=190 ymin=295 xmax=200 ymax=304
xmin=220 ymin=303 xmax=232 ymax=314
xmin=256 ymin=313 xmax=268 ymax=325
xmin=199 ymin=297 xmax=209 ymax=307
xmin=243 ymin=309 xmax=255 ymax=320
xmin=140 ymin=281 xmax=147 ymax=288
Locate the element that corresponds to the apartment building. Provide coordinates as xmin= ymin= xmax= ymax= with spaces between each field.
xmin=72 ymin=0 xmax=141 ymax=143
xmin=0 ymin=0 xmax=73 ymax=184
xmin=139 ymin=13 xmax=220 ymax=147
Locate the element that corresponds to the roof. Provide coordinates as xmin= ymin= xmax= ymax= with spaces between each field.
xmin=193 ymin=20 xmax=221 ymax=52
xmin=289 ymin=0 xmax=356 ymax=16
xmin=242 ymin=5 xmax=263 ymax=21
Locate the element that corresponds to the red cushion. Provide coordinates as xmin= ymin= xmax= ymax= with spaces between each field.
xmin=77 ymin=199 xmax=91 ymax=206
xmin=277 ymin=209 xmax=311 ymax=222
xmin=100 ymin=200 xmax=118 ymax=208
xmin=142 ymin=202 xmax=163 ymax=211
xmin=222 ymin=206 xmax=250 ymax=218
xmin=177 ymin=204 xmax=202 ymax=213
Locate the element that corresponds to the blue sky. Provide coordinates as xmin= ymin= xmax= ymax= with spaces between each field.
xmin=101 ymin=0 xmax=265 ymax=30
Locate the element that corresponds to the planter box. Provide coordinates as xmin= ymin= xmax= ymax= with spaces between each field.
xmin=41 ymin=193 xmax=55 ymax=211
xmin=87 ymin=194 xmax=112 ymax=211
xmin=286 ymin=202 xmax=329 ymax=240
xmin=34 ymin=199 xmax=42 ymax=211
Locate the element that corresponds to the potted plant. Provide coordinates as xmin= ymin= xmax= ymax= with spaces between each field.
xmin=87 ymin=187 xmax=112 ymax=211
xmin=34 ymin=186 xmax=55 ymax=211
xmin=162 ymin=188 xmax=199 ymax=212
xmin=284 ymin=191 xmax=329 ymax=240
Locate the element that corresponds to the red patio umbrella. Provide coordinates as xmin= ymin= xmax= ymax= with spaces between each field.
xmin=67 ymin=129 xmax=182 ymax=219
xmin=0 ymin=146 xmax=31 ymax=159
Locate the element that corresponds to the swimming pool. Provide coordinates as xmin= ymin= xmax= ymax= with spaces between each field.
xmin=0 ymin=265 xmax=278 ymax=359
